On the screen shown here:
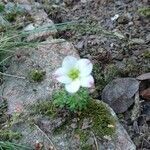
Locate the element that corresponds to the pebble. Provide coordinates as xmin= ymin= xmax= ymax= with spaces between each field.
xmin=102 ymin=78 xmax=140 ymax=113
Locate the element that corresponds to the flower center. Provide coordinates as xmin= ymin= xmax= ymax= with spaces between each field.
xmin=68 ymin=68 xmax=80 ymax=80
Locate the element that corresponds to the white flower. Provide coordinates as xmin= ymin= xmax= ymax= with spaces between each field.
xmin=54 ymin=56 xmax=94 ymax=93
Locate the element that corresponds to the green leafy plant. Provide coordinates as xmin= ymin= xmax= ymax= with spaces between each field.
xmin=53 ymin=88 xmax=90 ymax=111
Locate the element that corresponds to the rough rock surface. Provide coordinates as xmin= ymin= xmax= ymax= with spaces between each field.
xmin=11 ymin=101 xmax=136 ymax=150
xmin=24 ymin=8 xmax=57 ymax=41
xmin=0 ymin=38 xmax=136 ymax=149
xmin=137 ymin=72 xmax=150 ymax=81
xmin=10 ymin=0 xmax=57 ymax=41
xmin=102 ymin=78 xmax=140 ymax=113
xmin=0 ymin=39 xmax=78 ymax=114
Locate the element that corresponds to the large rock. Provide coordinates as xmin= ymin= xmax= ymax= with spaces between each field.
xmin=0 ymin=39 xmax=78 ymax=114
xmin=0 ymin=1 xmax=136 ymax=146
xmin=11 ymin=100 xmax=136 ymax=150
xmin=137 ymin=73 xmax=150 ymax=80
xmin=102 ymin=78 xmax=140 ymax=113
xmin=4 ymin=1 xmax=55 ymax=42
xmin=24 ymin=9 xmax=57 ymax=41
xmin=0 ymin=38 xmax=136 ymax=149
xmin=14 ymin=0 xmax=57 ymax=41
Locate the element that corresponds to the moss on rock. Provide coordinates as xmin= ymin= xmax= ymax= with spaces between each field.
xmin=138 ymin=7 xmax=150 ymax=17
xmin=32 ymin=99 xmax=116 ymax=138
xmin=75 ymin=129 xmax=90 ymax=144
xmin=0 ymin=99 xmax=22 ymax=141
xmin=143 ymin=50 xmax=150 ymax=58
xmin=29 ymin=69 xmax=45 ymax=82
xmin=81 ymin=145 xmax=93 ymax=150
xmin=79 ymin=100 xmax=116 ymax=137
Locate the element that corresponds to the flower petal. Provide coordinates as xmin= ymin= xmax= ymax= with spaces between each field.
xmin=56 ymin=75 xmax=72 ymax=84
xmin=62 ymin=56 xmax=78 ymax=71
xmin=76 ymin=59 xmax=93 ymax=77
xmin=65 ymin=79 xmax=80 ymax=93
xmin=53 ymin=67 xmax=72 ymax=84
xmin=80 ymin=75 xmax=94 ymax=87
xmin=54 ymin=67 xmax=66 ymax=76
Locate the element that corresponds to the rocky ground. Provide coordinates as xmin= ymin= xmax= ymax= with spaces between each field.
xmin=0 ymin=0 xmax=150 ymax=149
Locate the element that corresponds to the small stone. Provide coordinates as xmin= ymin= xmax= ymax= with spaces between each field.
xmin=19 ymin=4 xmax=31 ymax=11
xmin=81 ymin=0 xmax=87 ymax=3
xmin=35 ymin=141 xmax=43 ymax=150
xmin=70 ymin=123 xmax=77 ymax=129
xmin=125 ymin=13 xmax=132 ymax=20
xmin=24 ymin=24 xmax=35 ymax=31
xmin=0 ymin=96 xmax=5 ymax=104
xmin=137 ymin=73 xmax=150 ymax=80
xmin=75 ymin=41 xmax=84 ymax=49
xmin=142 ymin=0 xmax=148 ymax=3
xmin=14 ymin=0 xmax=30 ymax=4
xmin=115 ymin=61 xmax=126 ymax=70
xmin=110 ymin=43 xmax=114 ymax=48
xmin=117 ymin=15 xmax=129 ymax=24
xmin=128 ymin=21 xmax=133 ymax=26
xmin=146 ymin=33 xmax=150 ymax=42
xmin=53 ymin=117 xmax=65 ymax=129
xmin=82 ymin=118 xmax=92 ymax=129
xmin=102 ymin=78 xmax=140 ymax=113
xmin=36 ymin=118 xmax=53 ymax=133
xmin=63 ymin=0 xmax=73 ymax=6
xmin=140 ymin=88 xmax=150 ymax=101
xmin=112 ymin=53 xmax=124 ymax=61
xmin=104 ymin=135 xmax=112 ymax=140
xmin=113 ymin=30 xmax=125 ymax=39
xmin=86 ymin=137 xmax=94 ymax=145
xmin=111 ymin=14 xmax=119 ymax=21
xmin=142 ymin=102 xmax=150 ymax=121
xmin=130 ymin=38 xmax=145 ymax=45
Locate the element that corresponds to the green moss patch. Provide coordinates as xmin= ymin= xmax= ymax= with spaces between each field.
xmin=31 ymin=99 xmax=116 ymax=138
xmin=79 ymin=100 xmax=116 ymax=137
xmin=30 ymin=100 xmax=58 ymax=117
xmin=29 ymin=69 xmax=45 ymax=82
xmin=30 ymin=93 xmax=116 ymax=149
xmin=143 ymin=50 xmax=150 ymax=58
xmin=0 ymin=99 xmax=22 ymax=141
xmin=81 ymin=145 xmax=93 ymax=150
xmin=138 ymin=7 xmax=150 ymax=17
xmin=75 ymin=129 xmax=90 ymax=144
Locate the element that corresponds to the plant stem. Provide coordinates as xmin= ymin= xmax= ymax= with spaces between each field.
xmin=0 ymin=72 xmax=26 ymax=79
